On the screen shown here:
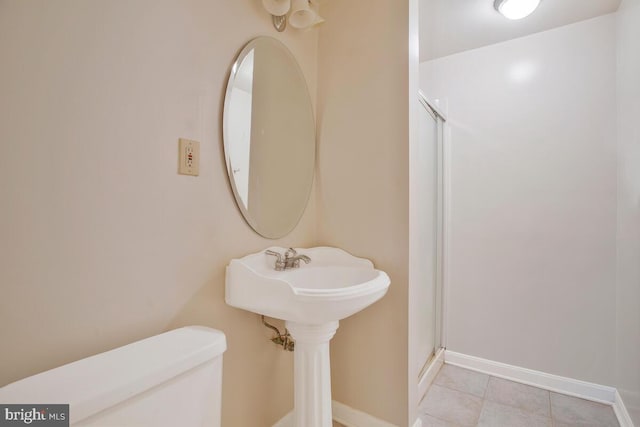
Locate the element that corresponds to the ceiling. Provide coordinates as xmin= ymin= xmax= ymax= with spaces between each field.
xmin=420 ymin=0 xmax=622 ymax=61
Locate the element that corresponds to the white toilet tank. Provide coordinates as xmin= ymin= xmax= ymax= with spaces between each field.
xmin=0 ymin=326 xmax=226 ymax=426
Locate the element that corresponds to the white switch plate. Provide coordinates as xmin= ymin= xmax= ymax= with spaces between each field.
xmin=178 ymin=138 xmax=199 ymax=176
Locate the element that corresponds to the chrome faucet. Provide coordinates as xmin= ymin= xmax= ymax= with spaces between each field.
xmin=284 ymin=248 xmax=311 ymax=269
xmin=265 ymin=248 xmax=311 ymax=271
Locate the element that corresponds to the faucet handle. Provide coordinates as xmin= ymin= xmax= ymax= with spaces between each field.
xmin=265 ymin=250 xmax=285 ymax=271
xmin=284 ymin=248 xmax=297 ymax=259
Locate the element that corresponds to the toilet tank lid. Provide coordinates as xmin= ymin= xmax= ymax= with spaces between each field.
xmin=0 ymin=326 xmax=226 ymax=424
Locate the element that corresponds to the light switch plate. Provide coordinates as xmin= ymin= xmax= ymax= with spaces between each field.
xmin=178 ymin=138 xmax=199 ymax=176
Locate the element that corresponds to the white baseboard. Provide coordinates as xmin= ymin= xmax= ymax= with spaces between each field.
xmin=272 ymin=411 xmax=293 ymax=427
xmin=332 ymin=401 xmax=397 ymax=427
xmin=613 ymin=390 xmax=636 ymax=427
xmin=272 ymin=401 xmax=398 ymax=427
xmin=417 ymin=348 xmax=445 ymax=403
xmin=444 ymin=350 xmax=616 ymax=404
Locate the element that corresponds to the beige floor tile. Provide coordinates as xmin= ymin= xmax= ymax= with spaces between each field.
xmin=485 ymin=377 xmax=551 ymax=417
xmin=421 ymin=414 xmax=462 ymax=427
xmin=420 ymin=384 xmax=484 ymax=426
xmin=550 ymin=393 xmax=619 ymax=427
xmin=434 ymin=364 xmax=490 ymax=397
xmin=477 ymin=400 xmax=552 ymax=427
xmin=552 ymin=422 xmax=621 ymax=427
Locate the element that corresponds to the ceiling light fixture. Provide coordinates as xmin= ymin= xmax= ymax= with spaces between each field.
xmin=262 ymin=0 xmax=325 ymax=32
xmin=494 ymin=0 xmax=541 ymax=20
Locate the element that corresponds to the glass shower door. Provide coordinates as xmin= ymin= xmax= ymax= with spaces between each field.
xmin=416 ymin=92 xmax=444 ymax=376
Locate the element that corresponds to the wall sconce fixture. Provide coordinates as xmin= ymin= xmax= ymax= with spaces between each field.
xmin=262 ymin=0 xmax=325 ymax=32
xmin=494 ymin=0 xmax=541 ymax=20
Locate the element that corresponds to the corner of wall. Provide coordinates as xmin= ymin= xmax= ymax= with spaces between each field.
xmin=314 ymin=0 xmax=412 ymax=425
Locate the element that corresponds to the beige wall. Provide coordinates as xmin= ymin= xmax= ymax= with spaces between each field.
xmin=615 ymin=0 xmax=640 ymax=422
xmin=0 ymin=1 xmax=318 ymax=425
xmin=316 ymin=1 xmax=411 ymax=425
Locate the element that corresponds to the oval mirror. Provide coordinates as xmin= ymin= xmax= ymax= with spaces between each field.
xmin=223 ymin=37 xmax=315 ymax=239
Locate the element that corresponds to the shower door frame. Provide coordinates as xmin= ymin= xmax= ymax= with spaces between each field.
xmin=416 ymin=90 xmax=449 ymax=400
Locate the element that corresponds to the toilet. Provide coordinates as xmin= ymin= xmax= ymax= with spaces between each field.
xmin=0 ymin=326 xmax=226 ymax=426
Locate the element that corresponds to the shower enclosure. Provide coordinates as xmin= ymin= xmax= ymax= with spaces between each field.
xmin=415 ymin=90 xmax=446 ymax=400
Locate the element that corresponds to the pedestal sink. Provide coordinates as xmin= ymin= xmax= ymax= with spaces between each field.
xmin=225 ymin=247 xmax=390 ymax=427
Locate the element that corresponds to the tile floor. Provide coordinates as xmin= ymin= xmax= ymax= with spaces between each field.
xmin=419 ymin=364 xmax=620 ymax=427
xmin=333 ymin=422 xmax=346 ymax=427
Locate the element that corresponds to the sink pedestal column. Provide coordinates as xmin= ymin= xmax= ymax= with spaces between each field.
xmin=286 ymin=321 xmax=339 ymax=427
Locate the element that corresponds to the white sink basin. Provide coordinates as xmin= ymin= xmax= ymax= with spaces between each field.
xmin=225 ymin=246 xmax=390 ymax=427
xmin=225 ymin=247 xmax=390 ymax=324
